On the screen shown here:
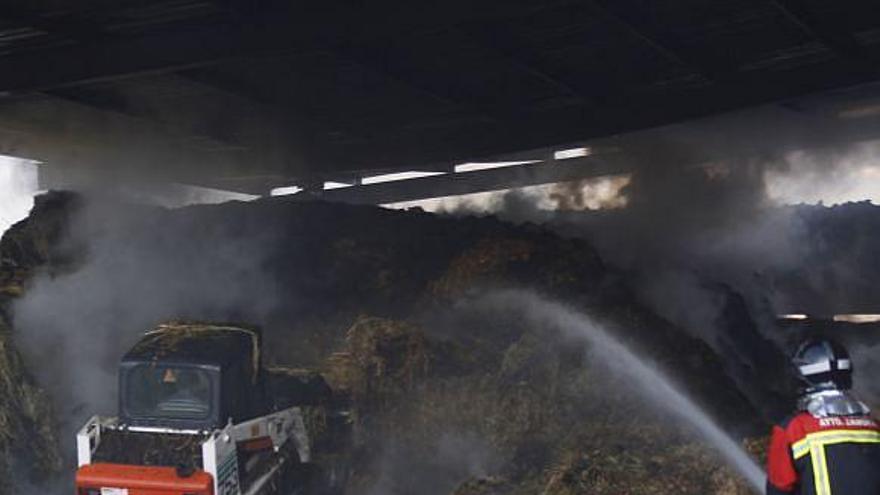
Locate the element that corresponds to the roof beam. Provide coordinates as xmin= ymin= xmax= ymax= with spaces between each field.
xmin=0 ymin=6 xmax=316 ymax=160
xmin=589 ymin=0 xmax=722 ymax=82
xmin=454 ymin=25 xmax=589 ymax=105
xmin=0 ymin=5 xmax=110 ymax=42
xmin=0 ymin=2 xmax=575 ymax=95
xmin=0 ymin=6 xmax=469 ymax=168
xmin=0 ymin=22 xmax=311 ymax=94
xmin=179 ymin=63 xmax=398 ymax=145
xmin=332 ymin=44 xmax=472 ymax=112
xmin=770 ymin=0 xmax=877 ymax=65
xmin=45 ymin=84 xmax=250 ymax=154
xmin=326 ymin=56 xmax=527 ymax=134
xmin=0 ymin=94 xmax=308 ymax=189
xmin=316 ymin=53 xmax=880 ymax=174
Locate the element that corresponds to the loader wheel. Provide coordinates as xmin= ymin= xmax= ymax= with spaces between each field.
xmin=287 ymin=463 xmax=323 ymax=495
xmin=278 ymin=443 xmax=313 ymax=495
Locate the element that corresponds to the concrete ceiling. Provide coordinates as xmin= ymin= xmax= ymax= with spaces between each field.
xmin=1 ymin=0 xmax=880 ymax=197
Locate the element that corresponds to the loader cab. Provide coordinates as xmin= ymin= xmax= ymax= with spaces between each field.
xmin=118 ymin=323 xmax=265 ymax=431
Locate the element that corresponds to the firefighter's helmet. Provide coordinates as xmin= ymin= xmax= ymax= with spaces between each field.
xmin=792 ymin=338 xmax=853 ymax=392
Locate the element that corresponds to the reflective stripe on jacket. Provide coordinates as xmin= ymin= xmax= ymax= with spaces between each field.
xmin=766 ymin=412 xmax=880 ymax=495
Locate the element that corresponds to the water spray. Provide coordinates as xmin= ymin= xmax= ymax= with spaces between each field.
xmin=481 ymin=290 xmax=766 ymax=493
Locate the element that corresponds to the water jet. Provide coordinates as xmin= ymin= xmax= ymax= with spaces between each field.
xmin=481 ymin=290 xmax=766 ymax=493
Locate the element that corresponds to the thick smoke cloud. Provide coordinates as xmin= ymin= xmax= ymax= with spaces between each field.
xmin=394 ymin=174 xmax=630 ymax=216
xmin=766 ymin=142 xmax=880 ymax=205
xmin=443 ymin=128 xmax=880 ymax=409
xmin=0 ymin=157 xmax=38 ymax=236
xmin=6 ymin=194 xmax=570 ymax=495
xmin=9 ymin=191 xmax=508 ymax=494
xmin=10 ymin=195 xmax=312 ymax=483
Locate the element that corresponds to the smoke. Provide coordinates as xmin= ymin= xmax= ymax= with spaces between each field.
xmin=5 ymin=188 xmax=766 ymax=494
xmin=9 ymin=195 xmax=297 ymax=478
xmin=8 ymin=191 xmax=475 ymax=489
xmin=0 ymin=157 xmax=39 ymax=236
xmin=103 ymin=182 xmax=258 ymax=208
xmin=766 ymin=143 xmax=880 ymax=205
xmin=546 ymin=174 xmax=630 ymax=211
xmin=850 ymin=342 xmax=880 ymax=409
xmin=8 ymin=186 xmax=261 ymax=427
xmin=438 ymin=126 xmax=880 ymax=413
xmin=7 ymin=108 xmax=880 ymax=493
xmin=359 ymin=434 xmax=498 ymax=495
xmin=397 ymin=174 xmax=631 ymax=216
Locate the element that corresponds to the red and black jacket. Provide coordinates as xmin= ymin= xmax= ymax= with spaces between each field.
xmin=766 ymin=412 xmax=880 ymax=494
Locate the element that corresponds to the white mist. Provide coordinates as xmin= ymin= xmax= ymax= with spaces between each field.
xmin=0 ymin=156 xmax=39 ymax=236
xmin=482 ymin=290 xmax=766 ymax=493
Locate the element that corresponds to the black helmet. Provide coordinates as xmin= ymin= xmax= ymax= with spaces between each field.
xmin=792 ymin=338 xmax=853 ymax=392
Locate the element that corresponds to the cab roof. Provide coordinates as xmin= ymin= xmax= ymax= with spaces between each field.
xmin=122 ymin=322 xmax=261 ymax=382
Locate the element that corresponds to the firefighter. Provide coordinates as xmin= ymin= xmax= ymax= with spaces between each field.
xmin=766 ymin=338 xmax=880 ymax=495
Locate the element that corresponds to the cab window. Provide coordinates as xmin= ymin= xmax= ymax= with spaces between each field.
xmin=125 ymin=365 xmax=213 ymax=420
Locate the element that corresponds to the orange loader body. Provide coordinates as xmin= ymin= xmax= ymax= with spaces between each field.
xmin=76 ymin=463 xmax=213 ymax=495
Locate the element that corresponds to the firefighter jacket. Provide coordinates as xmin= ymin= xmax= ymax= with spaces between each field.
xmin=766 ymin=411 xmax=880 ymax=494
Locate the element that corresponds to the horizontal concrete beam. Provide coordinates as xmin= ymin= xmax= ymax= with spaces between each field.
xmin=0 ymin=95 xmax=309 ymax=190
xmin=291 ymin=155 xmax=627 ymax=205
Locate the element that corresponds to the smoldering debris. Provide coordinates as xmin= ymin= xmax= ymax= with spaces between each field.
xmin=327 ymin=309 xmax=760 ymax=495
xmin=1 ymin=188 xmax=879 ymax=494
xmin=0 ymin=315 xmax=62 ymax=492
xmin=468 ymin=290 xmax=765 ymax=491
xmin=0 ymin=192 xmax=776 ymax=494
